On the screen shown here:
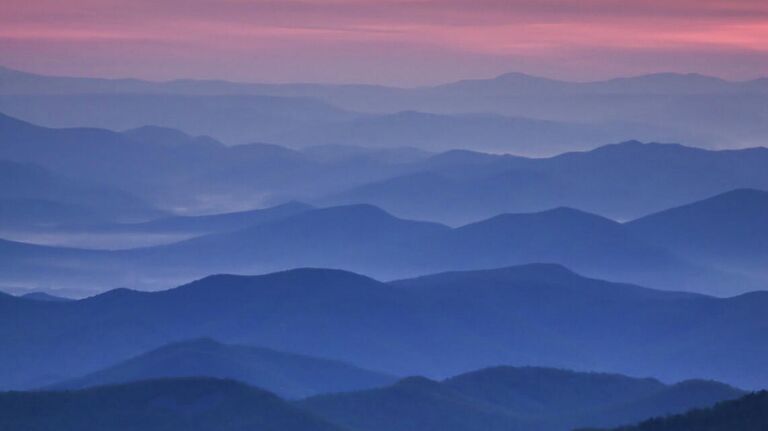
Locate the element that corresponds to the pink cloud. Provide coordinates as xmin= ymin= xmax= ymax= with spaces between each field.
xmin=0 ymin=0 xmax=767 ymax=84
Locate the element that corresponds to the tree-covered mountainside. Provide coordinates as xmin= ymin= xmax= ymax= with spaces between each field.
xmin=0 ymin=378 xmax=344 ymax=431
xmin=581 ymin=391 xmax=768 ymax=431
xmin=299 ymin=367 xmax=743 ymax=431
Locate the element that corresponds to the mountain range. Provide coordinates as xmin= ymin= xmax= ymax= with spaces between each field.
xmin=3 ymin=66 xmax=767 ymax=151
xmin=325 ymin=141 xmax=768 ymax=224
xmin=3 ymin=66 xmax=766 ymax=99
xmin=0 ymin=159 xmax=161 ymax=227
xmin=3 ymin=44 xmax=767 ymax=431
xmin=2 ymin=188 xmax=766 ymax=295
xmin=626 ymin=188 xmax=768 ymax=283
xmin=266 ymin=110 xmax=677 ymax=156
xmin=0 ymin=371 xmax=747 ymax=431
xmin=300 ymin=367 xmax=742 ymax=431
xmin=2 ymin=264 xmax=768 ymax=392
xmin=3 ymin=111 xmax=768 ymax=224
xmin=0 ymin=112 xmax=417 ymax=215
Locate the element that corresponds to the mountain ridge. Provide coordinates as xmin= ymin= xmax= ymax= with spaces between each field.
xmin=1 ymin=264 xmax=768 ymax=392
xmin=51 ymin=337 xmax=396 ymax=398
xmin=300 ymin=365 xmax=744 ymax=431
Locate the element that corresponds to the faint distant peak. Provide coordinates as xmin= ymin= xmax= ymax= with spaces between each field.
xmin=586 ymin=140 xmax=692 ymax=154
xmin=492 ymin=71 xmax=565 ymax=83
xmin=21 ymin=291 xmax=73 ymax=302
xmin=611 ymin=72 xmax=727 ymax=83
xmin=467 ymin=205 xmax=616 ymax=228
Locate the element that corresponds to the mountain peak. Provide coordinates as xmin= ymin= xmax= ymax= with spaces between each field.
xmin=465 ymin=206 xmax=617 ymax=231
xmin=83 ymin=287 xmax=144 ymax=303
xmin=178 ymin=267 xmax=383 ymax=294
xmin=21 ymin=291 xmax=73 ymax=302
xmin=493 ymin=71 xmax=563 ymax=83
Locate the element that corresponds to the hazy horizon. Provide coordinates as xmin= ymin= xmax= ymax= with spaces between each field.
xmin=3 ymin=63 xmax=768 ymax=87
xmin=2 ymin=0 xmax=767 ymax=85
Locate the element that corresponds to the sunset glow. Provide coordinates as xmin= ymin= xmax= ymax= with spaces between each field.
xmin=1 ymin=0 xmax=767 ymax=84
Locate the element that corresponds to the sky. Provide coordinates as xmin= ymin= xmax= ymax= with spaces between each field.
xmin=1 ymin=0 xmax=767 ymax=85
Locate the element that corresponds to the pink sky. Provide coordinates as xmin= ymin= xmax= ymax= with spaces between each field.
xmin=1 ymin=0 xmax=767 ymax=85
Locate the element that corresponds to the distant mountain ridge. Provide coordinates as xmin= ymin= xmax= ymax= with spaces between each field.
xmin=2 ymin=65 xmax=765 ymax=96
xmin=0 ymin=159 xmax=162 ymax=225
xmin=325 ymin=140 xmax=768 ymax=223
xmin=266 ymin=110 xmax=678 ymax=155
xmin=3 ymin=65 xmax=767 ymax=149
xmin=1 ymin=191 xmax=765 ymax=295
xmin=3 ymin=111 xmax=768 ymax=223
xmin=0 ymin=112 xmax=411 ymax=214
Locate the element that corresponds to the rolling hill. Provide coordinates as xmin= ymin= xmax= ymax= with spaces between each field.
xmin=2 ymin=265 xmax=768 ymax=392
xmin=0 ymin=378 xmax=343 ymax=431
xmin=301 ymin=375 xmax=533 ymax=431
xmin=626 ymin=188 xmax=768 ymax=282
xmin=0 ymin=199 xmax=760 ymax=294
xmin=0 ymin=92 xmax=357 ymax=144
xmin=4 ymin=110 xmax=768 ymax=224
xmin=300 ymin=367 xmax=743 ymax=431
xmin=53 ymin=338 xmax=395 ymax=398
xmin=0 ymin=159 xmax=162 ymax=226
xmin=105 ymin=202 xmax=768 ymax=294
xmin=326 ymin=141 xmax=768 ymax=224
xmin=0 ymin=112 xmax=415 ymax=215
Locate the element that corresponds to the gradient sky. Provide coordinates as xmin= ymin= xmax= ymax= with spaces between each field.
xmin=1 ymin=0 xmax=767 ymax=85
